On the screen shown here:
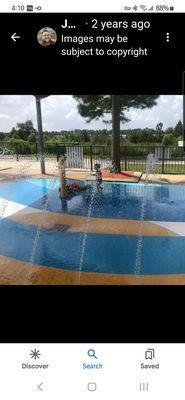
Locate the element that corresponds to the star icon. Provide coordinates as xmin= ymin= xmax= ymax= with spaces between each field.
xmin=30 ymin=349 xmax=41 ymax=360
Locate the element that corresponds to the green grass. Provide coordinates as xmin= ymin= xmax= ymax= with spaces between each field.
xmin=120 ymin=161 xmax=185 ymax=174
xmin=161 ymin=164 xmax=185 ymax=174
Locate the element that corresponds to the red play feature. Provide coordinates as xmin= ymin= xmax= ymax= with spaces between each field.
xmin=102 ymin=171 xmax=135 ymax=179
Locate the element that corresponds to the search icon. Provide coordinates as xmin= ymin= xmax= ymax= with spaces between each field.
xmin=87 ymin=349 xmax=97 ymax=359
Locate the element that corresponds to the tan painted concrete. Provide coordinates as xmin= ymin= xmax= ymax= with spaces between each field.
xmin=1 ymin=159 xmax=185 ymax=285
xmin=0 ymin=254 xmax=185 ymax=285
xmin=1 ymin=159 xmax=185 ymax=183
xmin=9 ymin=210 xmax=179 ymax=236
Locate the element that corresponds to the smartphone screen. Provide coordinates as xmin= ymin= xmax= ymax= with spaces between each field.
xmin=0 ymin=0 xmax=184 ymax=397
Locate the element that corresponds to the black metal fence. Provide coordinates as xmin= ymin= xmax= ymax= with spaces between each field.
xmin=1 ymin=141 xmax=185 ymax=174
xmin=54 ymin=144 xmax=185 ymax=174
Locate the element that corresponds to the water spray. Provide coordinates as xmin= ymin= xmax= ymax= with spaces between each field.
xmin=134 ymin=152 xmax=158 ymax=283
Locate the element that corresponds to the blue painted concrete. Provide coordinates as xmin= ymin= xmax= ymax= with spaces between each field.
xmin=1 ymin=178 xmax=185 ymax=275
xmin=1 ymin=178 xmax=185 ymax=222
xmin=0 ymin=218 xmax=185 ymax=274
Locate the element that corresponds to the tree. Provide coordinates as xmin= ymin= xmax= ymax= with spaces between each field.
xmin=174 ymin=120 xmax=182 ymax=137
xmin=155 ymin=122 xmax=163 ymax=135
xmin=112 ymin=95 xmax=121 ymax=170
xmin=162 ymin=133 xmax=174 ymax=146
xmin=43 ymin=133 xmax=50 ymax=142
xmin=78 ymin=130 xmax=90 ymax=143
xmin=28 ymin=133 xmax=36 ymax=143
xmin=0 ymin=132 xmax=5 ymax=141
xmin=156 ymin=122 xmax=163 ymax=132
xmin=164 ymin=126 xmax=174 ymax=136
xmin=16 ymin=120 xmax=36 ymax=140
xmin=12 ymin=133 xmax=20 ymax=140
xmin=129 ymin=131 xmax=139 ymax=143
xmin=154 ymin=122 xmax=163 ymax=142
xmin=73 ymin=95 xmax=159 ymax=171
xmin=10 ymin=127 xmax=18 ymax=137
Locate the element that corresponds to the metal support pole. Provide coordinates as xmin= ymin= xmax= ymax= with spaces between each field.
xmin=162 ymin=146 xmax=165 ymax=174
xmin=35 ymin=96 xmax=46 ymax=174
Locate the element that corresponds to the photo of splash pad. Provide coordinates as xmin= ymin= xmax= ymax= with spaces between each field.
xmin=0 ymin=94 xmax=185 ymax=285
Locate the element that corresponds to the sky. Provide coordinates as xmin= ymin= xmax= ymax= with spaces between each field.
xmin=0 ymin=95 xmax=182 ymax=132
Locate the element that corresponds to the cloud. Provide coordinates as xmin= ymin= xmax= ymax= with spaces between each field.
xmin=160 ymin=95 xmax=168 ymax=105
xmin=0 ymin=114 xmax=11 ymax=120
xmin=124 ymin=95 xmax=182 ymax=129
xmin=171 ymin=95 xmax=182 ymax=111
xmin=0 ymin=95 xmax=183 ymax=132
xmin=65 ymin=108 xmax=77 ymax=119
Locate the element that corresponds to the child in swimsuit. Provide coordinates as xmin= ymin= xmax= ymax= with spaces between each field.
xmin=94 ymin=163 xmax=103 ymax=190
xmin=59 ymin=182 xmax=90 ymax=195
xmin=66 ymin=182 xmax=89 ymax=193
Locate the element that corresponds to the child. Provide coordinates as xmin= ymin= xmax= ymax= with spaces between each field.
xmin=110 ymin=159 xmax=119 ymax=174
xmin=94 ymin=163 xmax=103 ymax=190
xmin=59 ymin=182 xmax=90 ymax=196
xmin=66 ymin=182 xmax=90 ymax=193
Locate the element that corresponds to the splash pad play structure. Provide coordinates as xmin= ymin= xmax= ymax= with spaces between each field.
xmin=0 ymin=153 xmax=185 ymax=284
xmin=58 ymin=155 xmax=67 ymax=198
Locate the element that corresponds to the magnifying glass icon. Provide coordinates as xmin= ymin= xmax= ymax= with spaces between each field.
xmin=87 ymin=349 xmax=97 ymax=359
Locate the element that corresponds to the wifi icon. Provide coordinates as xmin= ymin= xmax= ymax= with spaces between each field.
xmin=140 ymin=5 xmax=147 ymax=11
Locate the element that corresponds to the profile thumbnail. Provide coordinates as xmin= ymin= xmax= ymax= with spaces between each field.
xmin=37 ymin=27 xmax=57 ymax=47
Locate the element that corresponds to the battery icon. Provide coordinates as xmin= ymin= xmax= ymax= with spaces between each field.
xmin=27 ymin=5 xmax=34 ymax=11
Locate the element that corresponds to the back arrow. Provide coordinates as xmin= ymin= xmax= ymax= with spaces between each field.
xmin=37 ymin=383 xmax=43 ymax=391
xmin=11 ymin=33 xmax=21 ymax=42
